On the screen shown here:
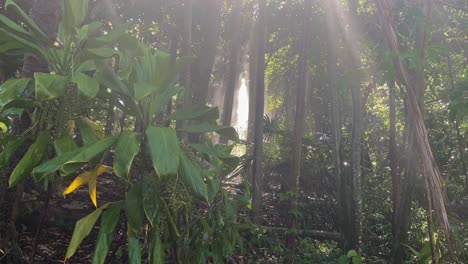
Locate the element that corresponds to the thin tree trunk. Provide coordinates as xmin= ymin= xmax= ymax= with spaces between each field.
xmin=445 ymin=43 xmax=468 ymax=194
xmin=323 ymin=0 xmax=344 ymax=246
xmin=191 ymin=0 xmax=222 ymax=106
xmin=247 ymin=16 xmax=258 ymax=147
xmin=285 ymin=1 xmax=311 ymax=262
xmin=179 ymin=0 xmax=193 ymax=134
xmin=388 ymin=79 xmax=401 ymax=253
xmin=222 ymin=0 xmax=242 ymax=132
xmin=252 ymin=0 xmax=266 ymax=223
xmin=347 ymin=0 xmax=363 ymax=251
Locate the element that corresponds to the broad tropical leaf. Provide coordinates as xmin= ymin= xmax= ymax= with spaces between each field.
xmin=54 ymin=133 xmax=78 ymax=156
xmin=142 ymin=178 xmax=159 ymax=226
xmin=149 ymin=226 xmax=164 ymax=264
xmin=77 ymin=118 xmax=103 ymax=145
xmin=134 ymin=81 xmax=159 ymax=101
xmin=63 ymin=164 xmax=111 ymax=207
xmin=146 ymin=126 xmax=179 ymax=179
xmin=0 ymin=137 xmax=28 ymax=169
xmin=168 ymin=105 xmax=219 ymax=121
xmin=0 ymin=78 xmax=32 ymax=110
xmin=72 ymin=72 xmax=99 ymax=98
xmin=92 ymin=206 xmax=120 ymax=264
xmin=179 ymin=124 xmax=239 ymax=142
xmin=33 ymin=137 xmax=115 ymax=178
xmin=61 ymin=137 xmax=115 ymax=175
xmin=178 ymin=150 xmax=208 ymax=201
xmin=65 ymin=203 xmax=111 ymax=263
xmin=5 ymin=0 xmax=50 ymax=44
xmin=9 ymin=132 xmax=51 ymax=187
xmin=113 ymin=131 xmax=140 ymax=181
xmin=35 ymin=73 xmax=68 ymax=100
xmin=127 ymin=231 xmax=142 ymax=264
xmin=126 ymin=183 xmax=144 ymax=232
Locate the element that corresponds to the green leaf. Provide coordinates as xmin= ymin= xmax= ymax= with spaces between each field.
xmin=168 ymin=105 xmax=219 ymax=121
xmin=178 ymin=150 xmax=208 ymax=201
xmin=347 ymin=250 xmax=358 ymax=258
xmin=77 ymin=118 xmax=102 ymax=145
xmin=33 ymin=148 xmax=82 ymax=180
xmin=152 ymin=85 xmax=183 ymax=115
xmin=5 ymin=0 xmax=50 ymax=44
xmin=34 ymin=73 xmax=68 ymax=100
xmin=127 ymin=231 xmax=142 ymax=264
xmin=92 ymin=206 xmax=120 ymax=264
xmin=33 ymin=137 xmax=114 ymax=179
xmin=54 ymin=133 xmax=77 ymax=156
xmin=152 ymin=50 xmax=172 ymax=87
xmin=85 ymin=48 xmax=115 ymax=58
xmin=75 ymin=60 xmax=97 ymax=74
xmin=64 ymin=0 xmax=88 ymax=27
xmin=113 ymin=131 xmax=140 ymax=180
xmin=149 ymin=226 xmax=164 ymax=264
xmin=72 ymin=72 xmax=99 ymax=98
xmin=93 ymin=22 xmax=133 ymax=44
xmin=0 ymin=137 xmax=27 ymax=169
xmin=126 ymin=183 xmax=144 ymax=232
xmin=0 ymin=14 xmax=34 ymax=42
xmin=337 ymin=255 xmax=349 ymax=264
xmin=142 ymin=178 xmax=159 ymax=226
xmin=0 ymin=28 xmax=45 ymax=57
xmin=95 ymin=62 xmax=132 ymax=97
xmin=179 ymin=124 xmax=239 ymax=142
xmin=9 ymin=132 xmax=51 ymax=187
xmin=65 ymin=203 xmax=110 ymax=262
xmin=61 ymin=137 xmax=116 ymax=175
xmin=134 ymin=81 xmax=159 ymax=101
xmin=0 ymin=78 xmax=32 ymax=110
xmin=352 ymin=256 xmax=363 ymax=264
xmin=145 ymin=126 xmax=179 ymax=179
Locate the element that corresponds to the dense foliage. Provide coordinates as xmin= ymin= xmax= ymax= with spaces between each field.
xmin=0 ymin=0 xmax=466 ymax=263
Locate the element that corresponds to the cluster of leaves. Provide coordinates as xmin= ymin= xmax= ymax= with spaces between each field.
xmin=0 ymin=0 xmax=245 ymax=263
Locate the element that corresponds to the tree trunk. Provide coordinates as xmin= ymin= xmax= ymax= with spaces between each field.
xmin=191 ymin=0 xmax=222 ymax=106
xmin=323 ymin=0 xmax=344 ymax=246
xmin=178 ymin=0 xmax=193 ymax=135
xmin=285 ymin=1 xmax=311 ymax=262
xmin=376 ymin=0 xmax=452 ymax=257
xmin=445 ymin=40 xmax=468 ymax=194
xmin=247 ymin=15 xmax=258 ymax=147
xmin=0 ymin=1 xmax=60 ymax=263
xmin=388 ymin=79 xmax=399 ymax=239
xmin=221 ymin=0 xmax=242 ymax=133
xmin=251 ymin=0 xmax=266 ymax=223
xmin=347 ymin=0 xmax=363 ymax=251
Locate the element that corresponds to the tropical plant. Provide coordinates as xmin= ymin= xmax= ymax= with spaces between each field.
xmin=337 ymin=249 xmax=363 ymax=264
xmin=0 ymin=0 xmax=246 ymax=263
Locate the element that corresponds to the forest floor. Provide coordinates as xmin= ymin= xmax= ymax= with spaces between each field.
xmin=17 ymin=172 xmax=127 ymax=264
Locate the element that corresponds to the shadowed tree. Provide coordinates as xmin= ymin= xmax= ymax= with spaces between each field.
xmin=323 ymin=0 xmax=344 ymax=247
xmin=252 ymin=0 xmax=266 ymax=223
xmin=222 ymin=0 xmax=242 ymax=132
xmin=347 ymin=0 xmax=363 ymax=251
xmin=376 ymin=0 xmax=453 ymax=262
xmin=285 ymin=0 xmax=312 ymax=262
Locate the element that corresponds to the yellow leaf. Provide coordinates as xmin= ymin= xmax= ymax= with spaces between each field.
xmin=63 ymin=164 xmax=111 ymax=207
